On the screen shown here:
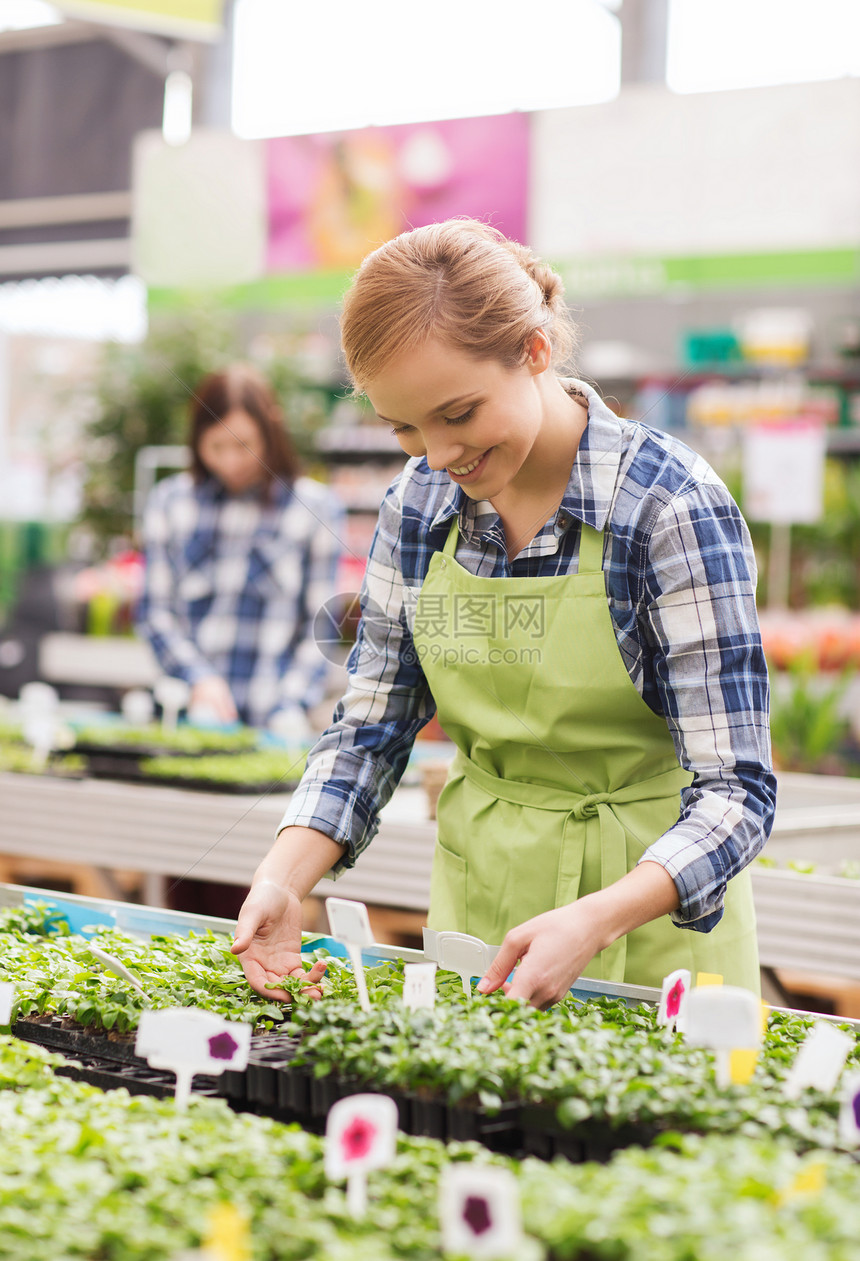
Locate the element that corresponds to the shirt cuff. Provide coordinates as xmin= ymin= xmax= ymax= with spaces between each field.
xmin=277 ymin=780 xmax=379 ymax=876
xmin=636 ymin=837 xmax=728 ymax=933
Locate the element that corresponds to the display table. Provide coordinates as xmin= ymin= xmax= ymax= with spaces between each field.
xmin=0 ymin=771 xmax=435 ymax=910
xmin=3 ymin=768 xmax=860 ymax=980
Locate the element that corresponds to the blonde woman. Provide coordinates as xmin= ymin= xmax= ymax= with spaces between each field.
xmin=233 ymin=220 xmax=774 ymax=1008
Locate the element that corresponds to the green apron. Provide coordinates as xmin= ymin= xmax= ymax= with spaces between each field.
xmin=413 ymin=516 xmax=759 ymax=994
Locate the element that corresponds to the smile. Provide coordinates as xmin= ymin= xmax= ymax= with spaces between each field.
xmin=447 ymin=450 xmax=491 ymax=482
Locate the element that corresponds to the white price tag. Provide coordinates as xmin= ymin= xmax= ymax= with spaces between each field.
xmin=440 ymin=1165 xmax=524 ymax=1259
xmin=135 ymin=1007 xmax=251 ymax=1108
xmin=325 ymin=1094 xmax=398 ymax=1218
xmin=403 ymin=962 xmax=436 ymax=1011
xmin=436 ymin=931 xmax=493 ymax=1002
xmin=784 ymin=1020 xmax=853 ymax=1100
xmin=838 ymin=1072 xmax=860 ymax=1146
xmin=657 ymin=968 xmax=691 ymax=1032
xmin=0 ymin=981 xmax=14 ymax=1025
xmin=325 ymin=897 xmax=375 ymax=1012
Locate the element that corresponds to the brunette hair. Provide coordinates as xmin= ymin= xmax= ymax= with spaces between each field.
xmin=188 ymin=364 xmax=301 ymax=495
xmin=340 ymin=218 xmax=579 ymax=390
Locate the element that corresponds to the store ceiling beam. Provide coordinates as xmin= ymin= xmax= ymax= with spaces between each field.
xmin=0 ymin=192 xmax=132 ymax=230
xmin=0 ymin=237 xmax=131 ymax=277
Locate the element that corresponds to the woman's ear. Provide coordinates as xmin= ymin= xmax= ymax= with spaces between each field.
xmin=525 ymin=330 xmax=552 ymax=373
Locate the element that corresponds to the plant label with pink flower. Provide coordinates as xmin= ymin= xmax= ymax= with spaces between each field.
xmin=657 ymin=969 xmax=691 ymax=1032
xmin=784 ymin=1020 xmax=853 ymax=1100
xmin=324 ymin=1094 xmax=398 ymax=1217
xmin=135 ymin=1007 xmax=251 ymax=1109
xmin=403 ymin=961 xmax=437 ymax=1010
xmin=439 ymin=1165 xmax=524 ymax=1258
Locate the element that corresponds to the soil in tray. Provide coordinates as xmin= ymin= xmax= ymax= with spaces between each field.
xmin=14 ymin=1015 xmax=144 ymax=1067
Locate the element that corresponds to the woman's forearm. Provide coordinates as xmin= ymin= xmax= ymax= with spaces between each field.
xmin=253 ymin=825 xmax=348 ymax=901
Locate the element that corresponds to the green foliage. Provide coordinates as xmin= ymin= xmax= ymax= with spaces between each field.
xmin=769 ymin=656 xmax=853 ymax=771
xmin=80 ymin=308 xmax=236 ymax=546
xmin=1 ymin=1032 xmax=860 ymax=1260
xmin=74 ymin=723 xmax=260 ymax=755
xmin=139 ymin=749 xmax=307 ymax=786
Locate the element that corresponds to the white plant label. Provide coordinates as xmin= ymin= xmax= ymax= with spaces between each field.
xmin=657 ymin=968 xmax=691 ymax=1032
xmin=135 ymin=1007 xmax=251 ymax=1109
xmin=325 ymin=897 xmax=374 ymax=948
xmin=88 ymin=945 xmax=148 ymax=998
xmin=403 ymin=962 xmax=437 ymax=1011
xmin=684 ymin=985 xmax=761 ymax=1089
xmin=325 ymin=1094 xmax=398 ymax=1218
xmin=121 ymin=688 xmax=155 ymax=726
xmin=440 ymin=1165 xmax=524 ymax=1258
xmin=325 ymin=897 xmax=374 ymax=1012
xmin=435 ymin=931 xmax=493 ymax=1002
xmin=153 ymin=675 xmax=190 ymax=730
xmin=838 ymin=1073 xmax=860 ymax=1146
xmin=0 ymin=981 xmax=14 ymax=1025
xmin=784 ymin=1020 xmax=853 ymax=1100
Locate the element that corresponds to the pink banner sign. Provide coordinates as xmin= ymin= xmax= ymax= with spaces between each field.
xmin=267 ymin=114 xmax=529 ymax=273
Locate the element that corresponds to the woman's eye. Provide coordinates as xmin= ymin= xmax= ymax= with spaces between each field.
xmin=390 ymin=425 xmax=412 ymax=436
xmin=445 ymin=408 xmax=475 ymax=425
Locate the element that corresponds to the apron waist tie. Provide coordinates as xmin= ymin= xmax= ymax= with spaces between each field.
xmin=451 ymin=751 xmax=688 ymax=985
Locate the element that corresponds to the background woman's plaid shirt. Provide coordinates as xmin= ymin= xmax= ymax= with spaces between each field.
xmin=138 ymin=473 xmax=342 ymax=729
xmin=282 ymin=382 xmax=775 ymax=932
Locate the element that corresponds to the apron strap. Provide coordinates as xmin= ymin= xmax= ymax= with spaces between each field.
xmin=443 ymin=516 xmax=460 ymax=557
xmin=577 ymin=522 xmax=605 ymax=575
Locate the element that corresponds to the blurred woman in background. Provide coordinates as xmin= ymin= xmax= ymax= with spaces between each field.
xmin=137 ymin=364 xmax=343 ymax=737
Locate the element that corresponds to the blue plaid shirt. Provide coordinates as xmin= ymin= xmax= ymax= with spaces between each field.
xmin=137 ymin=472 xmax=343 ymax=728
xmin=282 ymin=381 xmax=776 ymax=930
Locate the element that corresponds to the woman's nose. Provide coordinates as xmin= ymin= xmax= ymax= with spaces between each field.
xmin=425 ymin=441 xmax=464 ymax=472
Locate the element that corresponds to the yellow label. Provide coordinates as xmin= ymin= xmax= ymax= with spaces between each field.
xmin=695 ymin=972 xmax=724 ymax=988
xmin=203 ymin=1204 xmax=251 ymax=1261
xmin=729 ymin=1048 xmax=758 ymax=1084
xmin=777 ymin=1162 xmax=827 ymax=1207
xmin=761 ymin=1002 xmax=771 ymax=1035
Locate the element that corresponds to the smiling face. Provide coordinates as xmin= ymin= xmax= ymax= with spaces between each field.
xmin=365 ymin=336 xmax=553 ymax=500
xmin=196 ymin=408 xmax=268 ymax=494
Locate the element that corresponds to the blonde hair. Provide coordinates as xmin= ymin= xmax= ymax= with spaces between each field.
xmin=340 ymin=218 xmax=578 ymax=390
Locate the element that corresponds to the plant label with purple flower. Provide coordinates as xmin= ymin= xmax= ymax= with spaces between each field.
xmin=403 ymin=962 xmax=437 ymax=1011
xmin=439 ymin=1165 xmax=524 ymax=1258
xmin=784 ymin=1020 xmax=853 ymax=1100
xmin=684 ymin=985 xmax=762 ymax=1088
xmin=658 ymin=969 xmax=691 ymax=1032
xmin=324 ymin=1093 xmax=398 ymax=1218
xmin=325 ymin=897 xmax=375 ymax=1011
xmin=135 ymin=1007 xmax=251 ymax=1108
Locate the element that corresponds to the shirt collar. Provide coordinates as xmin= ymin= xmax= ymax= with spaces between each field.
xmin=427 ymin=377 xmax=623 ymax=539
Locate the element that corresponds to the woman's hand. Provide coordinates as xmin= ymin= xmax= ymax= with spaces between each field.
xmin=190 ymin=675 xmax=239 ymax=724
xmin=231 ymin=880 xmax=327 ymax=1002
xmin=476 ymin=862 xmax=681 ymax=1009
xmin=476 ymin=900 xmax=608 ymax=1009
